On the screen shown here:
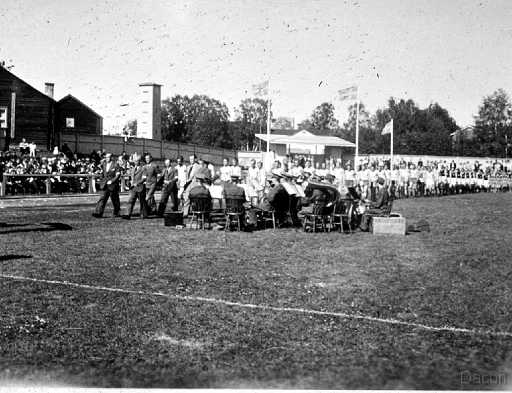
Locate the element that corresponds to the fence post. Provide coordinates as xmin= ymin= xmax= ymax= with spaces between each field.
xmin=46 ymin=177 xmax=51 ymax=194
xmin=160 ymin=138 xmax=164 ymax=160
xmin=1 ymin=174 xmax=7 ymax=197
xmin=88 ymin=175 xmax=94 ymax=193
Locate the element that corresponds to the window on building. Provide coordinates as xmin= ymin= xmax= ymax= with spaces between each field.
xmin=66 ymin=117 xmax=75 ymax=128
xmin=0 ymin=106 xmax=7 ymax=128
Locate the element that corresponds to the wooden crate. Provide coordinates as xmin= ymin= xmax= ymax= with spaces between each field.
xmin=164 ymin=212 xmax=184 ymax=227
xmin=372 ymin=214 xmax=406 ymax=235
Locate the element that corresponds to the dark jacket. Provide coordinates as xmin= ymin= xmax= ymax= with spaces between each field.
xmin=371 ymin=186 xmax=390 ymax=210
xmin=189 ymin=183 xmax=211 ymax=200
xmin=223 ymin=182 xmax=246 ymax=201
xmin=143 ymin=162 xmax=160 ymax=187
xmin=260 ymin=183 xmax=288 ymax=213
xmin=98 ymin=161 xmax=121 ymax=191
xmin=130 ymin=164 xmax=146 ymax=192
xmin=159 ymin=166 xmax=178 ymax=191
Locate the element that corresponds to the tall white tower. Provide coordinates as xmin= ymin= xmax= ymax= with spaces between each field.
xmin=137 ymin=83 xmax=162 ymax=140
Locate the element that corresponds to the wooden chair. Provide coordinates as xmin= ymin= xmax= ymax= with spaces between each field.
xmin=330 ymin=200 xmax=350 ymax=233
xmin=224 ymin=198 xmax=245 ymax=231
xmin=258 ymin=207 xmax=276 ymax=230
xmin=341 ymin=202 xmax=357 ymax=233
xmin=302 ymin=202 xmax=329 ymax=232
xmin=189 ymin=197 xmax=212 ymax=230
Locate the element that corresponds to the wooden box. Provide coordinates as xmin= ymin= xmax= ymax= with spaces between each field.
xmin=164 ymin=212 xmax=184 ymax=227
xmin=372 ymin=214 xmax=406 ymax=235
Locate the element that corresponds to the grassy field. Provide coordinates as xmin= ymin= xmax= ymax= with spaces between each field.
xmin=1 ymin=193 xmax=512 ymax=389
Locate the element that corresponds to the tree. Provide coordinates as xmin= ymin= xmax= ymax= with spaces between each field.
xmin=296 ymin=119 xmax=314 ymax=131
xmin=310 ymin=102 xmax=339 ymax=134
xmin=161 ymin=94 xmax=233 ymax=148
xmin=371 ymin=98 xmax=457 ymax=156
xmin=273 ymin=117 xmax=294 ymax=130
xmin=473 ymin=89 xmax=512 ymax=157
xmin=233 ymin=98 xmax=270 ymax=150
xmin=336 ymin=101 xmax=378 ymax=153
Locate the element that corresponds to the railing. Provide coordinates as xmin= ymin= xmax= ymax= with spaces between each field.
xmin=0 ymin=173 xmax=138 ymax=197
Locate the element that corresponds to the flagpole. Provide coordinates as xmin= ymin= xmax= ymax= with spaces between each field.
xmin=355 ymin=86 xmax=360 ymax=169
xmin=390 ymin=118 xmax=394 ymax=170
xmin=266 ymin=79 xmax=271 ymax=155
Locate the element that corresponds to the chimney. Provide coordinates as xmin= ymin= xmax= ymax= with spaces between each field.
xmin=44 ymin=83 xmax=54 ymax=99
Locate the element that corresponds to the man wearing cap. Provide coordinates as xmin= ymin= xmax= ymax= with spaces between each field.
xmin=93 ymin=152 xmax=121 ymax=218
xmin=360 ymin=177 xmax=390 ymax=231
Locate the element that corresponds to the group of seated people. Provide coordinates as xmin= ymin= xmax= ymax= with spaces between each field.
xmin=96 ymin=151 xmax=388 ymax=232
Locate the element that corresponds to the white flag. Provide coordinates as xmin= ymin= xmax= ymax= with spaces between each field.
xmin=382 ymin=119 xmax=393 ymax=135
xmin=252 ymin=80 xmax=269 ymax=97
xmin=337 ymin=86 xmax=357 ymax=101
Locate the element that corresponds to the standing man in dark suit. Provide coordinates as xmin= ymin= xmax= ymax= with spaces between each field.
xmin=157 ymin=158 xmax=179 ymax=216
xmin=123 ymin=155 xmax=149 ymax=220
xmin=360 ymin=177 xmax=390 ymax=231
xmin=182 ymin=154 xmax=201 ymax=217
xmin=93 ymin=153 xmax=121 ymax=218
xmin=143 ymin=153 xmax=160 ymax=215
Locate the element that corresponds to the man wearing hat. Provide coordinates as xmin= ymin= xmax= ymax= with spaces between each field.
xmin=359 ymin=176 xmax=390 ymax=231
xmin=223 ymin=174 xmax=251 ymax=229
xmin=254 ymin=171 xmax=289 ymax=226
xmin=189 ymin=170 xmax=212 ymax=201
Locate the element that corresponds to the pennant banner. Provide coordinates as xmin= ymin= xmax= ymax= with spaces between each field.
xmin=382 ymin=119 xmax=393 ymax=135
xmin=252 ymin=80 xmax=269 ymax=97
xmin=337 ymin=86 xmax=357 ymax=101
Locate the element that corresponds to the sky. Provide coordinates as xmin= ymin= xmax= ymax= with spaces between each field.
xmin=1 ymin=0 xmax=511 ymax=133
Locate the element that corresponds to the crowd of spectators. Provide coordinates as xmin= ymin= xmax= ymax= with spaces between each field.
xmin=2 ymin=142 xmax=512 ymax=198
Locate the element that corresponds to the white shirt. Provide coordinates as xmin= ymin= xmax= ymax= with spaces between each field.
xmin=230 ymin=165 xmax=242 ymax=178
xmin=219 ymin=165 xmax=231 ymax=182
xmin=176 ymin=164 xmax=187 ymax=188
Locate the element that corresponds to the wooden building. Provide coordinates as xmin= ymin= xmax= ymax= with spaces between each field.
xmin=0 ymin=66 xmax=102 ymax=151
xmin=57 ymin=94 xmax=103 ymax=136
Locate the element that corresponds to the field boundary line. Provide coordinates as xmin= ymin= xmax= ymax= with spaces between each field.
xmin=1 ymin=273 xmax=511 ymax=339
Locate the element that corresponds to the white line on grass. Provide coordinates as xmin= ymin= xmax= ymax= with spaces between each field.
xmin=1 ymin=273 xmax=511 ymax=339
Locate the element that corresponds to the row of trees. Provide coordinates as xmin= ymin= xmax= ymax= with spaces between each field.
xmin=123 ymin=89 xmax=512 ymax=157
